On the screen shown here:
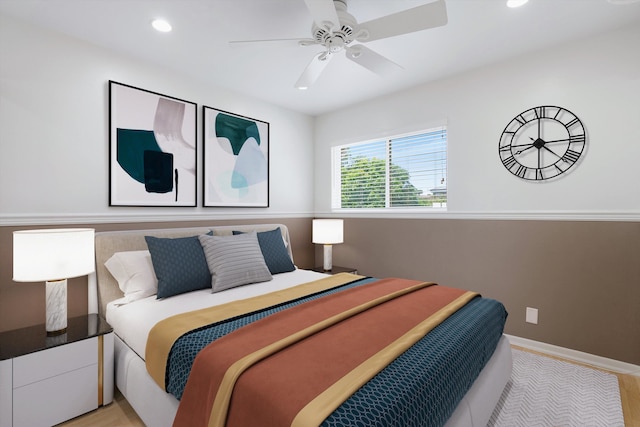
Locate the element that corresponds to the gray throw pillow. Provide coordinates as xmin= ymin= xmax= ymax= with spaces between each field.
xmin=198 ymin=232 xmax=272 ymax=293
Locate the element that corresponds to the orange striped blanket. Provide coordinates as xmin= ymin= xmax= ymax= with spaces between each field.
xmin=170 ymin=277 xmax=477 ymax=427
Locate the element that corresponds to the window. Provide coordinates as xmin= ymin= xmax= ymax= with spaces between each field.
xmin=332 ymin=126 xmax=447 ymax=210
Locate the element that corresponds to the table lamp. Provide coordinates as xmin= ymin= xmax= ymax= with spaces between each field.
xmin=312 ymin=219 xmax=343 ymax=271
xmin=13 ymin=228 xmax=95 ymax=335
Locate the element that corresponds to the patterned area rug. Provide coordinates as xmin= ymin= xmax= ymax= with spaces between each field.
xmin=488 ymin=349 xmax=624 ymax=427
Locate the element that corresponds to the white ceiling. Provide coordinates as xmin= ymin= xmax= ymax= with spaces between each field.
xmin=1 ymin=0 xmax=639 ymax=116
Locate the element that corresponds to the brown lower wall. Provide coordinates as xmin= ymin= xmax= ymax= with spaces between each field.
xmin=2 ymin=217 xmax=638 ymax=365
xmin=0 ymin=217 xmax=315 ymax=333
xmin=319 ymin=218 xmax=640 ymax=365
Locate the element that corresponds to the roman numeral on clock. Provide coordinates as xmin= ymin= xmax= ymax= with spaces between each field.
xmin=502 ymin=155 xmax=517 ymax=169
xmin=570 ymin=134 xmax=586 ymax=144
xmin=565 ymin=118 xmax=580 ymax=129
xmin=515 ymin=165 xmax=527 ymax=178
xmin=562 ymin=149 xmax=581 ymax=164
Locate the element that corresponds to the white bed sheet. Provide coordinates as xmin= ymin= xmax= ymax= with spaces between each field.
xmin=106 ymin=268 xmax=330 ymax=360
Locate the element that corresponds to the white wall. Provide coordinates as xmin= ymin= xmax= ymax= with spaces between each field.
xmin=314 ymin=24 xmax=640 ymax=219
xmin=2 ymin=15 xmax=638 ymax=224
xmin=0 ymin=14 xmax=315 ymax=225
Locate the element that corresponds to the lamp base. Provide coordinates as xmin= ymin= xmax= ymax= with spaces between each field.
xmin=323 ymin=244 xmax=333 ymax=271
xmin=45 ymin=279 xmax=67 ymax=335
xmin=47 ymin=328 xmax=67 ymax=337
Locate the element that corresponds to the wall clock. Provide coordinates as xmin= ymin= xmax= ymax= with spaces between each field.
xmin=499 ymin=105 xmax=586 ymax=181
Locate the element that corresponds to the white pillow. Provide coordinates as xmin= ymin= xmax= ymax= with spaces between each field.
xmin=104 ymin=250 xmax=158 ymax=304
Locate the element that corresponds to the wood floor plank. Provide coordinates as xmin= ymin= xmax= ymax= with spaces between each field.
xmin=59 ymin=390 xmax=144 ymax=427
xmin=617 ymin=371 xmax=640 ymax=427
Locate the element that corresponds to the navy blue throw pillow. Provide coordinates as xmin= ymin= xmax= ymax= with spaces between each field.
xmin=145 ymin=233 xmax=212 ymax=299
xmin=232 ymin=228 xmax=295 ymax=274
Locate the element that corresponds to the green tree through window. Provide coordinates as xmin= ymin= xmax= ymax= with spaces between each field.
xmin=340 ymin=157 xmax=424 ymax=207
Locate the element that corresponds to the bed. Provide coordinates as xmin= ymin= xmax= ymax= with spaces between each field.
xmin=90 ymin=223 xmax=511 ymax=427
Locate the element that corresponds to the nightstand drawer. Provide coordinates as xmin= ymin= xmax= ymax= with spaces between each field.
xmin=13 ymin=337 xmax=96 ymax=387
xmin=13 ymin=363 xmax=97 ymax=427
xmin=0 ymin=315 xmax=113 ymax=427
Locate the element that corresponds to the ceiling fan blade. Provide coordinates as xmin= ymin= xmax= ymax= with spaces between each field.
xmin=357 ymin=0 xmax=448 ymax=42
xmin=229 ymin=38 xmax=317 ymax=46
xmin=345 ymin=45 xmax=402 ymax=76
xmin=303 ymin=0 xmax=340 ymax=29
xmin=294 ymin=52 xmax=334 ymax=89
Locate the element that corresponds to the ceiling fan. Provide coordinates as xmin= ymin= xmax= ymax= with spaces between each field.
xmin=230 ymin=0 xmax=448 ymax=89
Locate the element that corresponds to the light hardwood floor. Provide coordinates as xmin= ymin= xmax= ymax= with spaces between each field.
xmin=60 ymin=347 xmax=640 ymax=426
xmin=60 ymin=389 xmax=144 ymax=427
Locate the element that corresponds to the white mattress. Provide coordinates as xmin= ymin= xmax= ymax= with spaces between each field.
xmin=106 ymin=268 xmax=329 ymax=359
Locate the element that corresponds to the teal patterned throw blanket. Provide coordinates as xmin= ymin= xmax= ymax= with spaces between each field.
xmin=165 ymin=277 xmax=507 ymax=427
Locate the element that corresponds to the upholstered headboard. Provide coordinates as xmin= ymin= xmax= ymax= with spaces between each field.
xmin=88 ymin=224 xmax=293 ymax=317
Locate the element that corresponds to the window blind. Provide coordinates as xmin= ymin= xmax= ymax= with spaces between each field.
xmin=334 ymin=126 xmax=447 ymax=209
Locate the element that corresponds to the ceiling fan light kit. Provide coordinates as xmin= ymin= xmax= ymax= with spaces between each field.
xmin=234 ymin=0 xmax=448 ymax=89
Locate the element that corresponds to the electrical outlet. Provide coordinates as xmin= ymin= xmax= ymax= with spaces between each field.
xmin=526 ymin=307 xmax=538 ymax=324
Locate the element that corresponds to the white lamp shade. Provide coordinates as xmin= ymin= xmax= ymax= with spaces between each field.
xmin=312 ymin=219 xmax=344 ymax=244
xmin=13 ymin=228 xmax=95 ymax=282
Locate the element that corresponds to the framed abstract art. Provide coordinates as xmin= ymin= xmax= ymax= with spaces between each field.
xmin=202 ymin=106 xmax=269 ymax=207
xmin=109 ymin=81 xmax=197 ymax=206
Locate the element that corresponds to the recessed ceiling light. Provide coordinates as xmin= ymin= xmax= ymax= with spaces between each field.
xmin=506 ymin=0 xmax=529 ymax=7
xmin=151 ymin=19 xmax=172 ymax=33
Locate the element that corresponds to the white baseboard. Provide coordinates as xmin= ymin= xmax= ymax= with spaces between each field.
xmin=506 ymin=334 xmax=640 ymax=376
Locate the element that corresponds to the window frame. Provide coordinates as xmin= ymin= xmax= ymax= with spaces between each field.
xmin=331 ymin=126 xmax=448 ymax=212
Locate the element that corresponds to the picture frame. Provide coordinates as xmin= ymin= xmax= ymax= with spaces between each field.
xmin=202 ymin=106 xmax=269 ymax=207
xmin=109 ymin=81 xmax=197 ymax=206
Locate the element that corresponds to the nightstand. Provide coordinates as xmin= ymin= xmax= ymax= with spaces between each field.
xmin=311 ymin=266 xmax=358 ymax=275
xmin=0 ymin=314 xmax=114 ymax=427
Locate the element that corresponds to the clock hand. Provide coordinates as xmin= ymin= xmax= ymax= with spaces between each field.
xmin=515 ymin=145 xmax=536 ymax=155
xmin=511 ymin=141 xmax=533 ymax=148
xmin=541 ymin=137 xmax=573 ymax=144
xmin=538 ymin=147 xmax=541 ymax=169
xmin=541 ymin=145 xmax=562 ymax=159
